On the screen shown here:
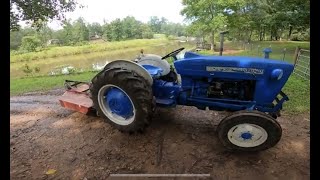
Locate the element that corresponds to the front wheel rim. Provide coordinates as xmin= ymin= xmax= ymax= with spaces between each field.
xmin=227 ymin=123 xmax=268 ymax=148
xmin=97 ymin=84 xmax=136 ymax=125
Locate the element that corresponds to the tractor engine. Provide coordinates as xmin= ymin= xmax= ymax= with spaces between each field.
xmin=207 ymin=79 xmax=256 ymax=101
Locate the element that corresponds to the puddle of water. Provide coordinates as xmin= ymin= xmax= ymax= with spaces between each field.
xmin=11 ymin=42 xmax=194 ymax=78
xmin=92 ymin=61 xmax=109 ymax=71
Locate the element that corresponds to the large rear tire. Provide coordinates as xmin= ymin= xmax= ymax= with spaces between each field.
xmin=90 ymin=68 xmax=153 ymax=133
xmin=217 ymin=110 xmax=282 ymax=152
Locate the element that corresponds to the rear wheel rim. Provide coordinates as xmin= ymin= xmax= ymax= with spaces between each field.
xmin=227 ymin=123 xmax=268 ymax=148
xmin=98 ymin=84 xmax=136 ymax=125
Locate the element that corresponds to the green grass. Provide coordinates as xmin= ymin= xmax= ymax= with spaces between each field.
xmin=200 ymin=41 xmax=310 ymax=63
xmin=10 ymin=71 xmax=97 ymax=96
xmin=282 ymin=76 xmax=310 ymax=114
xmin=10 ymin=38 xmax=169 ymax=63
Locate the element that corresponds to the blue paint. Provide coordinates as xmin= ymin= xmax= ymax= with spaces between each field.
xmin=152 ymin=79 xmax=180 ymax=107
xmin=141 ymin=65 xmax=163 ymax=78
xmin=138 ymin=50 xmax=293 ymax=113
xmin=241 ymin=132 xmax=253 ymax=140
xmin=105 ymin=87 xmax=133 ymax=119
xmin=263 ymin=48 xmax=272 ymax=59
xmin=270 ymin=69 xmax=283 ymax=80
xmin=173 ymin=52 xmax=293 ymax=106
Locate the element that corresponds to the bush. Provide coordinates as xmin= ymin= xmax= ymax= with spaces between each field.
xmin=20 ymin=36 xmax=41 ymax=52
xmin=22 ymin=64 xmax=33 ymax=75
xmin=291 ymin=29 xmax=310 ymax=41
xmin=167 ymin=35 xmax=177 ymax=40
xmin=34 ymin=67 xmax=41 ymax=73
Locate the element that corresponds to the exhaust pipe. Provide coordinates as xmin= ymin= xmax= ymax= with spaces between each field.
xmin=219 ymin=30 xmax=229 ymax=56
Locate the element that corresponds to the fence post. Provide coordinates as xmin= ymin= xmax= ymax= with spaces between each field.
xmin=293 ymin=46 xmax=301 ymax=65
xmin=282 ymin=48 xmax=286 ymax=61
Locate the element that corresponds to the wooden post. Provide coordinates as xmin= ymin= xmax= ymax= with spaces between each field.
xmin=219 ymin=33 xmax=224 ymax=56
xmin=293 ymin=46 xmax=301 ymax=66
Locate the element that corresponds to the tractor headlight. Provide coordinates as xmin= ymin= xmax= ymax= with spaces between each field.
xmin=271 ymin=69 xmax=283 ymax=80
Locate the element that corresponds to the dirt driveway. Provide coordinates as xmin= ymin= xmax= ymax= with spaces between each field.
xmin=10 ymin=89 xmax=310 ymax=180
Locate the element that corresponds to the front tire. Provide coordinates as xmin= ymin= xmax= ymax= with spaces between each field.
xmin=217 ymin=110 xmax=282 ymax=152
xmin=90 ymin=68 xmax=153 ymax=133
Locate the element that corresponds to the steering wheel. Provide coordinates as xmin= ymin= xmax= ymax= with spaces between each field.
xmin=161 ymin=47 xmax=185 ymax=60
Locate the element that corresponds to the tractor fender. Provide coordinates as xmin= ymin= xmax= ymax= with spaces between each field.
xmin=98 ymin=60 xmax=153 ymax=86
xmin=137 ymin=54 xmax=171 ymax=76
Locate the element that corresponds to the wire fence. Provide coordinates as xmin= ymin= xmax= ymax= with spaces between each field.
xmin=293 ymin=48 xmax=310 ymax=80
xmin=226 ymin=41 xmax=298 ymax=61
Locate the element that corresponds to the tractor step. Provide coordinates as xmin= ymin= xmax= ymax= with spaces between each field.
xmin=58 ymin=83 xmax=94 ymax=114
xmin=155 ymin=98 xmax=175 ymax=107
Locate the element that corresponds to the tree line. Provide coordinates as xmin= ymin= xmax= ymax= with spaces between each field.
xmin=10 ymin=16 xmax=187 ymax=51
xmin=181 ymin=0 xmax=309 ymax=48
xmin=10 ymin=0 xmax=309 ymax=52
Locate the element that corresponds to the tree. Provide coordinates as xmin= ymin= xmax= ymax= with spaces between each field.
xmin=60 ymin=19 xmax=74 ymax=45
xmin=10 ymin=27 xmax=36 ymax=49
xmin=10 ymin=0 xmax=78 ymax=31
xmin=122 ymin=16 xmax=143 ymax=39
xmin=161 ymin=22 xmax=187 ymax=37
xmin=51 ymin=29 xmax=65 ymax=42
xmin=102 ymin=23 xmax=112 ymax=41
xmin=20 ymin=36 xmax=41 ymax=52
xmin=148 ymin=16 xmax=161 ymax=33
xmin=181 ymin=0 xmax=230 ymax=50
xmin=108 ymin=19 xmax=124 ymax=41
xmin=36 ymin=24 xmax=53 ymax=45
xmin=88 ymin=23 xmax=103 ymax=37
xmin=224 ymin=0 xmax=309 ymax=41
xmin=140 ymin=24 xmax=153 ymax=39
xmin=72 ymin=18 xmax=89 ymax=42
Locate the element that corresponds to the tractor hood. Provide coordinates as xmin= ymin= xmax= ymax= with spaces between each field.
xmin=174 ymin=51 xmax=294 ymax=80
xmin=174 ymin=51 xmax=294 ymax=105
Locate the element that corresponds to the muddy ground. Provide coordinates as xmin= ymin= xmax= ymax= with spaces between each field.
xmin=10 ymin=89 xmax=310 ymax=180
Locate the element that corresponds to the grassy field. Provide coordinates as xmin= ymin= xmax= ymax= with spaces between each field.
xmin=10 ymin=39 xmax=169 ymax=63
xmin=10 ymin=40 xmax=310 ymax=115
xmin=200 ymin=41 xmax=310 ymax=63
xmin=10 ymin=72 xmax=97 ymax=95
xmin=282 ymin=76 xmax=310 ymax=114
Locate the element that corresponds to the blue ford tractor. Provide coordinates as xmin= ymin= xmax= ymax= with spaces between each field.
xmin=59 ymin=47 xmax=294 ymax=152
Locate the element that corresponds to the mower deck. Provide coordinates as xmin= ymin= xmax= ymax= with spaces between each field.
xmin=58 ymin=81 xmax=94 ymax=114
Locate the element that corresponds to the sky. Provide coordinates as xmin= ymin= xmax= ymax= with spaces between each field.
xmin=44 ymin=0 xmax=187 ymax=30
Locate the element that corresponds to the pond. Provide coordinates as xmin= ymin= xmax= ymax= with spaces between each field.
xmin=10 ymin=41 xmax=195 ymax=78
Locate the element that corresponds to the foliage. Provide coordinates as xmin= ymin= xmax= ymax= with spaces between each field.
xmin=20 ymin=36 xmax=41 ymax=52
xmin=88 ymin=23 xmax=103 ymax=37
xmin=141 ymin=24 xmax=154 ymax=39
xmin=10 ymin=15 xmax=188 ymax=51
xmin=71 ymin=18 xmax=90 ymax=42
xmin=181 ymin=0 xmax=230 ymax=48
xmin=22 ymin=64 xmax=33 ymax=75
xmin=34 ymin=66 xmax=41 ymax=73
xmin=181 ymin=0 xmax=310 ymax=42
xmin=10 ymin=0 xmax=78 ymax=30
